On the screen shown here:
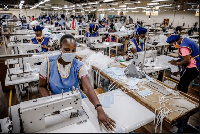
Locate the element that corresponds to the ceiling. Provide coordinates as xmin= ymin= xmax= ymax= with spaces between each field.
xmin=0 ymin=0 xmax=199 ymax=12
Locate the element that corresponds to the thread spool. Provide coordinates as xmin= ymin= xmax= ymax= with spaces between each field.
xmin=11 ymin=50 xmax=14 ymax=55
xmin=19 ymin=50 xmax=23 ymax=54
xmin=15 ymin=64 xmax=20 ymax=72
xmin=26 ymin=62 xmax=31 ymax=71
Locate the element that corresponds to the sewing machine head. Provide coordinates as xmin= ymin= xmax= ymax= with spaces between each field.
xmin=19 ymin=87 xmax=83 ymax=133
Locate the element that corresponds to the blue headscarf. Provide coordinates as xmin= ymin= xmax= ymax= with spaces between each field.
xmin=33 ymin=25 xmax=44 ymax=31
xmin=166 ymin=34 xmax=180 ymax=43
xmin=136 ymin=27 xmax=147 ymax=35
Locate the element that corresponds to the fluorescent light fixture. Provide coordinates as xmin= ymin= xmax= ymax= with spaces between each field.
xmin=119 ymin=5 xmax=126 ymax=7
xmin=52 ymin=6 xmax=59 ymax=8
xmin=54 ymin=9 xmax=58 ymax=10
xmin=151 ymin=0 xmax=170 ymax=2
xmin=44 ymin=8 xmax=50 ymax=9
xmin=142 ymin=10 xmax=146 ymax=12
xmin=103 ymin=0 xmax=114 ymax=2
xmin=109 ymin=3 xmax=118 ymax=5
xmin=127 ymin=7 xmax=137 ymax=10
xmin=45 ymin=4 xmax=51 ymax=6
xmin=109 ymin=11 xmax=114 ymax=12
xmin=147 ymin=3 xmax=159 ymax=6
xmin=44 ymin=0 xmax=50 ymax=2
xmin=135 ymin=7 xmax=146 ymax=8
xmin=91 ymin=9 xmax=96 ymax=11
xmin=21 ymin=0 xmax=24 ymax=4
xmin=132 ymin=10 xmax=139 ymax=12
xmin=97 ymin=9 xmax=104 ymax=11
xmin=85 ymin=10 xmax=89 ymax=11
xmin=88 ymin=2 xmax=98 ymax=4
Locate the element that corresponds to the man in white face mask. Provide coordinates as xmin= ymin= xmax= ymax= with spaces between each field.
xmin=39 ymin=34 xmax=116 ymax=131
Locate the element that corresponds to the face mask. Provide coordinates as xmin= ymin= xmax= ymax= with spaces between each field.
xmin=173 ymin=42 xmax=179 ymax=48
xmin=61 ymin=52 xmax=75 ymax=62
xmin=139 ymin=38 xmax=145 ymax=43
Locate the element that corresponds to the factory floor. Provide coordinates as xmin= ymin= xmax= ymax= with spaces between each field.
xmin=1 ymin=49 xmax=199 ymax=133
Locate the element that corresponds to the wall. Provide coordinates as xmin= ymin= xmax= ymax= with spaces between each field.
xmin=0 ymin=9 xmax=41 ymax=18
xmin=105 ymin=10 xmax=198 ymax=28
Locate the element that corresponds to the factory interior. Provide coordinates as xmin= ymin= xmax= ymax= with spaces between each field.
xmin=0 ymin=0 xmax=199 ymax=133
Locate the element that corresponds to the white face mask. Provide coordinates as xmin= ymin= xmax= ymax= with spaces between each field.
xmin=61 ymin=52 xmax=75 ymax=62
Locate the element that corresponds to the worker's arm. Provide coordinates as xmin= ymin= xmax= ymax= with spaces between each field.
xmin=130 ymin=48 xmax=137 ymax=53
xmin=81 ymin=76 xmax=116 ymax=130
xmin=39 ymin=77 xmax=50 ymax=97
xmin=169 ymin=55 xmax=190 ymax=66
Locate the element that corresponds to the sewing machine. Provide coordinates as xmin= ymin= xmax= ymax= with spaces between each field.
xmin=86 ymin=36 xmax=102 ymax=47
xmin=1 ymin=89 xmax=155 ymax=133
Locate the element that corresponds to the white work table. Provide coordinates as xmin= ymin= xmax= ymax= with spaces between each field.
xmin=83 ymin=89 xmax=155 ymax=132
xmin=91 ymin=42 xmax=123 ymax=56
xmin=34 ymin=90 xmax=154 ymax=133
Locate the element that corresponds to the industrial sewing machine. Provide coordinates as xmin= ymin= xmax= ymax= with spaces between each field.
xmin=86 ymin=36 xmax=102 ymax=48
xmin=0 ymin=88 xmax=103 ymax=133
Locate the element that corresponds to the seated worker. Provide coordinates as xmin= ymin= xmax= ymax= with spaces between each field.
xmin=31 ymin=25 xmax=50 ymax=52
xmin=106 ymin=35 xmax=117 ymax=42
xmin=108 ymin=23 xmax=116 ymax=32
xmin=126 ymin=27 xmax=147 ymax=58
xmin=88 ymin=23 xmax=99 ymax=37
xmin=99 ymin=21 xmax=105 ymax=28
xmin=39 ymin=34 xmax=116 ymax=131
xmin=166 ymin=34 xmax=199 ymax=133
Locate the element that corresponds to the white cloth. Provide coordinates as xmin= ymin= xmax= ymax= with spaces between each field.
xmin=39 ymin=58 xmax=88 ymax=79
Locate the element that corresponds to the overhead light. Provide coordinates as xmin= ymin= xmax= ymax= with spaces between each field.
xmin=127 ymin=7 xmax=137 ymax=10
xmin=21 ymin=0 xmax=24 ymax=4
xmin=44 ymin=8 xmax=50 ymax=9
xmin=147 ymin=3 xmax=159 ymax=6
xmin=103 ymin=0 xmax=114 ymax=2
xmin=44 ymin=0 xmax=50 ymax=2
xmin=109 ymin=11 xmax=114 ymax=12
xmin=109 ymin=3 xmax=118 ymax=5
xmin=135 ymin=7 xmax=146 ymax=8
xmin=45 ymin=4 xmax=51 ymax=6
xmin=91 ymin=9 xmax=96 ymax=11
xmin=88 ymin=2 xmax=98 ymax=5
xmin=132 ymin=10 xmax=139 ymax=12
xmin=54 ymin=9 xmax=58 ymax=10
xmin=151 ymin=0 xmax=170 ymax=2
xmin=119 ymin=5 xmax=126 ymax=7
xmin=85 ymin=10 xmax=89 ymax=11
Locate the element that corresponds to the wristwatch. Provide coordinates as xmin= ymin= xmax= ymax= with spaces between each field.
xmin=95 ymin=104 xmax=102 ymax=109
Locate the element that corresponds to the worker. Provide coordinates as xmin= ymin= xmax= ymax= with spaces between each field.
xmin=87 ymin=23 xmax=99 ymax=37
xmin=129 ymin=16 xmax=133 ymax=24
xmin=72 ymin=17 xmax=75 ymax=30
xmin=167 ymin=34 xmax=199 ymax=133
xmin=39 ymin=34 xmax=116 ymax=131
xmin=106 ymin=35 xmax=117 ymax=42
xmin=108 ymin=22 xmax=116 ymax=32
xmin=126 ymin=27 xmax=147 ymax=59
xmin=31 ymin=16 xmax=34 ymax=21
xmin=31 ymin=25 xmax=50 ymax=52
xmin=167 ymin=34 xmax=199 ymax=93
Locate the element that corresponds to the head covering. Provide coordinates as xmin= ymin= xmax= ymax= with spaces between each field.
xmin=33 ymin=25 xmax=44 ymax=31
xmin=89 ymin=24 xmax=98 ymax=31
xmin=136 ymin=27 xmax=147 ymax=35
xmin=166 ymin=34 xmax=181 ymax=43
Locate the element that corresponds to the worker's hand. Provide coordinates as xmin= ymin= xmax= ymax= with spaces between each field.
xmin=42 ymin=45 xmax=48 ymax=49
xmin=168 ymin=60 xmax=177 ymax=65
xmin=97 ymin=107 xmax=116 ymax=131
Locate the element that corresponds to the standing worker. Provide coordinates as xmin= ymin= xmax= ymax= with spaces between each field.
xmin=167 ymin=34 xmax=199 ymax=93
